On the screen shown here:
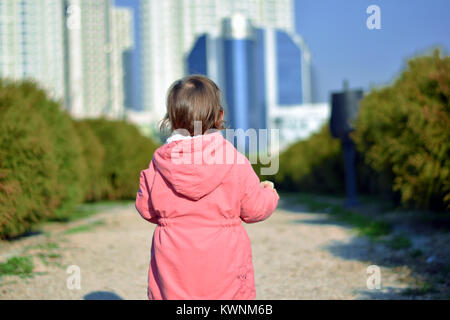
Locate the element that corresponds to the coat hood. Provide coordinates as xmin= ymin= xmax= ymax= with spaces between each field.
xmin=152 ymin=131 xmax=236 ymax=201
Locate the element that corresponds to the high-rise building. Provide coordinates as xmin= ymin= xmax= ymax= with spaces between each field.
xmin=0 ymin=0 xmax=65 ymax=100
xmin=1 ymin=0 xmax=134 ymax=120
xmin=186 ymin=15 xmax=329 ymax=152
xmin=110 ymin=6 xmax=134 ymax=118
xmin=64 ymin=0 xmax=113 ymax=118
xmin=64 ymin=0 xmax=84 ymax=117
xmin=140 ymin=0 xmax=295 ymax=124
xmin=122 ymin=48 xmax=134 ymax=111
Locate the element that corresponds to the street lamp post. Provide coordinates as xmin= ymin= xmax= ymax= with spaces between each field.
xmin=330 ymin=81 xmax=363 ymax=207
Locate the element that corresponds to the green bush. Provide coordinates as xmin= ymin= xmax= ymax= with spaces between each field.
xmin=73 ymin=120 xmax=107 ymax=202
xmin=0 ymin=81 xmax=59 ymax=237
xmin=20 ymin=82 xmax=85 ymax=219
xmin=84 ymin=119 xmax=159 ymax=200
xmin=256 ymin=126 xmax=387 ymax=197
xmin=352 ymin=50 xmax=450 ymax=211
xmin=273 ymin=125 xmax=346 ymax=194
xmin=0 ymin=80 xmax=160 ymax=238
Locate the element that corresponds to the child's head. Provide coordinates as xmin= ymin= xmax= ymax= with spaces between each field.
xmin=161 ymin=75 xmax=224 ymax=136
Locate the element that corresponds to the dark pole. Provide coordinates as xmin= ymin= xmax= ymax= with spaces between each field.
xmin=330 ymin=81 xmax=363 ymax=207
xmin=342 ymin=134 xmax=359 ymax=206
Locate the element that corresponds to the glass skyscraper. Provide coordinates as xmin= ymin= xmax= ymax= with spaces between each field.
xmin=140 ymin=0 xmax=295 ymax=125
xmin=276 ymin=30 xmax=303 ymax=105
xmin=186 ymin=15 xmax=311 ymax=130
xmin=186 ymin=14 xmax=330 ymax=152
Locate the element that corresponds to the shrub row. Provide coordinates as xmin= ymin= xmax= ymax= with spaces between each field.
xmin=0 ymin=80 xmax=158 ymax=238
xmin=352 ymin=49 xmax=449 ymax=211
xmin=78 ymin=119 xmax=158 ymax=200
xmin=273 ymin=125 xmax=345 ymax=194
xmin=264 ymin=50 xmax=449 ymax=211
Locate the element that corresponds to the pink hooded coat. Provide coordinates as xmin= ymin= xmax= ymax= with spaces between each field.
xmin=135 ymin=131 xmax=279 ymax=300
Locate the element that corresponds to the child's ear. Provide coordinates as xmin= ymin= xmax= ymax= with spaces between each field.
xmin=216 ymin=108 xmax=224 ymax=128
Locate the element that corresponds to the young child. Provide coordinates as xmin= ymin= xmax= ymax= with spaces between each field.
xmin=135 ymin=75 xmax=279 ymax=300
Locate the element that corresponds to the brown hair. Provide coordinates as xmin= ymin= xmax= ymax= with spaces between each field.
xmin=160 ymin=74 xmax=225 ymax=136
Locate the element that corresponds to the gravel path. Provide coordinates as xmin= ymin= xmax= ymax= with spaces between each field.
xmin=0 ymin=198 xmax=412 ymax=300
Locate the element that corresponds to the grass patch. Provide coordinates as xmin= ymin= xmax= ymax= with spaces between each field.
xmin=0 ymin=256 xmax=34 ymax=278
xmin=298 ymin=194 xmax=331 ymax=212
xmin=42 ymin=242 xmax=59 ymax=250
xmin=334 ymin=207 xmax=391 ymax=238
xmin=3 ymin=201 xmax=132 ymax=240
xmin=402 ymin=281 xmax=437 ymax=297
xmin=37 ymin=252 xmax=62 ymax=267
xmin=297 ymin=194 xmax=391 ymax=239
xmin=410 ymin=249 xmax=424 ymax=258
xmin=388 ymin=235 xmax=412 ymax=250
xmin=48 ymin=200 xmax=132 ymax=223
xmin=0 ymin=280 xmax=17 ymax=287
xmin=64 ymin=220 xmax=104 ymax=235
xmin=418 ymin=214 xmax=450 ymax=232
xmin=26 ymin=241 xmax=59 ymax=251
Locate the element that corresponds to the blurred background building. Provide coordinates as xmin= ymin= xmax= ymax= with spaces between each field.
xmin=186 ymin=14 xmax=328 ymax=151
xmin=65 ymin=0 xmax=133 ymax=119
xmin=110 ymin=6 xmax=134 ymax=118
xmin=0 ymin=0 xmax=133 ymax=119
xmin=139 ymin=0 xmax=296 ymax=122
xmin=0 ymin=0 xmax=66 ymax=100
xmin=0 ymin=0 xmax=329 ymax=151
xmin=136 ymin=0 xmax=328 ymax=149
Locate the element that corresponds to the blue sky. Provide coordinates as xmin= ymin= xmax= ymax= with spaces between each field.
xmin=295 ymin=0 xmax=450 ymax=101
xmin=115 ymin=0 xmax=450 ymax=103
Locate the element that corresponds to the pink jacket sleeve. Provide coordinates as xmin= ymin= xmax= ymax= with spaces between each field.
xmin=135 ymin=160 xmax=158 ymax=224
xmin=239 ymin=160 xmax=279 ymax=223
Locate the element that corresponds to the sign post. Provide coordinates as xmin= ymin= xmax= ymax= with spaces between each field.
xmin=330 ymin=81 xmax=363 ymax=207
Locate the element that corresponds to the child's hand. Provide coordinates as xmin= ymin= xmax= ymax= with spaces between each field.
xmin=261 ymin=180 xmax=279 ymax=198
xmin=260 ymin=180 xmax=274 ymax=189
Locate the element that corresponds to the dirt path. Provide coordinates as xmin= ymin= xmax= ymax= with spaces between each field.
xmin=0 ymin=199 xmax=413 ymax=300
